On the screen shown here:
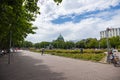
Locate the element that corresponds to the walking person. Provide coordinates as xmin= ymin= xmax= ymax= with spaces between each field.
xmin=41 ymin=48 xmax=45 ymax=55
xmin=109 ymin=52 xmax=114 ymax=63
xmin=80 ymin=48 xmax=83 ymax=53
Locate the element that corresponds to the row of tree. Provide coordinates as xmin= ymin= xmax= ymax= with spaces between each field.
xmin=0 ymin=0 xmax=62 ymax=51
xmin=18 ymin=36 xmax=120 ymax=49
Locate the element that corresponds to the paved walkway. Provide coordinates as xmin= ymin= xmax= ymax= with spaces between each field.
xmin=0 ymin=50 xmax=120 ymax=80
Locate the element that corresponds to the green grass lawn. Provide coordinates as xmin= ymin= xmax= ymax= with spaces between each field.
xmin=30 ymin=48 xmax=106 ymax=62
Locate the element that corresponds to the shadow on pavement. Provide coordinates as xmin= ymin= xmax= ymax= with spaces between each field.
xmin=0 ymin=52 xmax=66 ymax=80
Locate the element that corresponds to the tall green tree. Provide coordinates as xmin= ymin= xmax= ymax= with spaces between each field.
xmin=52 ymin=40 xmax=65 ymax=49
xmin=0 ymin=0 xmax=62 ymax=50
xmin=85 ymin=38 xmax=98 ymax=48
xmin=76 ymin=39 xmax=86 ymax=48
xmin=40 ymin=41 xmax=50 ymax=48
xmin=0 ymin=0 xmax=39 ymax=50
xmin=109 ymin=36 xmax=120 ymax=48
xmin=34 ymin=43 xmax=41 ymax=49
xmin=65 ymin=41 xmax=75 ymax=49
xmin=99 ymin=38 xmax=107 ymax=48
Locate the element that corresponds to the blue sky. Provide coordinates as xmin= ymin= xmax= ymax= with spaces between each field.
xmin=51 ymin=3 xmax=120 ymax=24
xmin=26 ymin=0 xmax=120 ymax=43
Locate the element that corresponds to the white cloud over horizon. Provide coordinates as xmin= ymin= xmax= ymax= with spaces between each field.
xmin=26 ymin=0 xmax=120 ymax=43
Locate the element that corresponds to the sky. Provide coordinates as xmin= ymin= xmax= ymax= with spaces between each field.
xmin=26 ymin=0 xmax=120 ymax=43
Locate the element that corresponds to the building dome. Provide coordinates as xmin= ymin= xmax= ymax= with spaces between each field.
xmin=57 ymin=34 xmax=64 ymax=41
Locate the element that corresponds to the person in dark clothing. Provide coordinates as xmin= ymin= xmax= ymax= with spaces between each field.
xmin=80 ymin=48 xmax=83 ymax=53
xmin=41 ymin=48 xmax=45 ymax=55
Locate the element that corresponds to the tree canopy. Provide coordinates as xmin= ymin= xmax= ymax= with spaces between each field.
xmin=0 ymin=0 xmax=62 ymax=50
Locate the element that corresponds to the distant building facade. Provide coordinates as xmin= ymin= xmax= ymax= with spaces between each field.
xmin=56 ymin=34 xmax=64 ymax=41
xmin=100 ymin=28 xmax=120 ymax=38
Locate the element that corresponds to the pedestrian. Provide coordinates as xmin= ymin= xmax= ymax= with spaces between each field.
xmin=108 ymin=50 xmax=114 ymax=63
xmin=80 ymin=48 xmax=83 ymax=53
xmin=109 ymin=53 xmax=114 ymax=63
xmin=41 ymin=48 xmax=45 ymax=55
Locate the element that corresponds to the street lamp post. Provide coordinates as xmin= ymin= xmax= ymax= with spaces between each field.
xmin=98 ymin=41 xmax=100 ymax=49
xmin=106 ymin=28 xmax=111 ymax=63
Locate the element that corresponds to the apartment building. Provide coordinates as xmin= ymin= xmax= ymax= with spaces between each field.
xmin=100 ymin=28 xmax=120 ymax=38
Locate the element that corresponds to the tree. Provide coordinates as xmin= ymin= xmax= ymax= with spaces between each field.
xmin=109 ymin=36 xmax=120 ymax=48
xmin=22 ymin=41 xmax=33 ymax=48
xmin=0 ymin=0 xmax=39 ymax=50
xmin=84 ymin=38 xmax=98 ymax=48
xmin=0 ymin=0 xmax=62 ymax=50
xmin=40 ymin=41 xmax=50 ymax=48
xmin=54 ymin=0 xmax=62 ymax=5
xmin=52 ymin=40 xmax=65 ymax=49
xmin=76 ymin=39 xmax=86 ymax=48
xmin=99 ymin=38 xmax=107 ymax=48
xmin=65 ymin=41 xmax=75 ymax=49
xmin=34 ymin=43 xmax=41 ymax=49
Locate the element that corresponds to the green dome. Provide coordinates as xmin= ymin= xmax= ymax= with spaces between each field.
xmin=57 ymin=34 xmax=64 ymax=41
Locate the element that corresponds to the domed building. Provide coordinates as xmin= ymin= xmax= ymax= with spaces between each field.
xmin=56 ymin=34 xmax=64 ymax=41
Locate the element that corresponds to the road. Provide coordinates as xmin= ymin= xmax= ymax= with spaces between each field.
xmin=0 ymin=50 xmax=120 ymax=80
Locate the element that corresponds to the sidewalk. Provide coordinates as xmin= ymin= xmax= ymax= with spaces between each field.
xmin=0 ymin=51 xmax=65 ymax=80
xmin=0 ymin=50 xmax=120 ymax=80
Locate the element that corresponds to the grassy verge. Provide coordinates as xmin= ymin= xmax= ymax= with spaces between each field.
xmin=30 ymin=48 xmax=106 ymax=62
xmin=44 ymin=49 xmax=105 ymax=54
xmin=47 ymin=53 xmax=105 ymax=61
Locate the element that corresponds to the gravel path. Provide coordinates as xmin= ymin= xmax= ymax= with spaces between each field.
xmin=0 ymin=50 xmax=120 ymax=80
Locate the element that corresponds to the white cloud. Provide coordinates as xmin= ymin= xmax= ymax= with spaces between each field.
xmin=38 ymin=0 xmax=120 ymax=21
xmin=26 ymin=0 xmax=120 ymax=43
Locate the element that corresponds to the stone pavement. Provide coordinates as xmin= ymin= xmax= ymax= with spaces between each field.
xmin=0 ymin=50 xmax=120 ymax=80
